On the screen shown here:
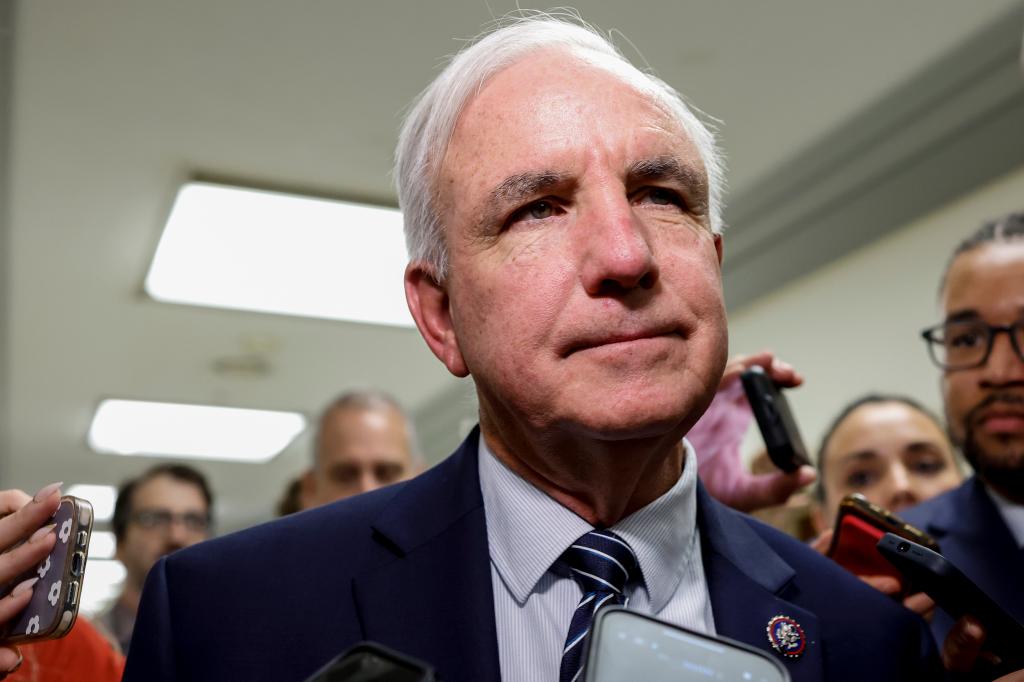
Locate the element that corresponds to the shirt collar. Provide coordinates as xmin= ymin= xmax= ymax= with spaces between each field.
xmin=478 ymin=433 xmax=700 ymax=611
xmin=985 ymin=484 xmax=1024 ymax=549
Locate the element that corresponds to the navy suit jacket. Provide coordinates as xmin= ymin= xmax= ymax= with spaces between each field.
xmin=124 ymin=431 xmax=940 ymax=681
xmin=903 ymin=476 xmax=1024 ymax=645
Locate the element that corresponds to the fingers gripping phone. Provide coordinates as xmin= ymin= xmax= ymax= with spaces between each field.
xmin=877 ymin=533 xmax=1024 ymax=675
xmin=826 ymin=493 xmax=938 ymax=594
xmin=0 ymin=496 xmax=93 ymax=643
xmin=740 ymin=366 xmax=810 ymax=472
xmin=584 ymin=607 xmax=791 ymax=682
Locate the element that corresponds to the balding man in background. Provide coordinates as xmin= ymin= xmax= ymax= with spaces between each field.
xmin=298 ymin=391 xmax=422 ymax=510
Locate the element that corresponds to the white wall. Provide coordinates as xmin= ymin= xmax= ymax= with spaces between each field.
xmin=728 ymin=162 xmax=1024 ymax=460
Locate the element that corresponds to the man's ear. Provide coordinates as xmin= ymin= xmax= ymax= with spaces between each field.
xmin=714 ymin=233 xmax=724 ymax=265
xmin=405 ymin=262 xmax=469 ymax=377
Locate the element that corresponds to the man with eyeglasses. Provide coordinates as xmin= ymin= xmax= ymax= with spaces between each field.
xmin=904 ymin=212 xmax=1024 ymax=678
xmin=99 ymin=464 xmax=213 ymax=654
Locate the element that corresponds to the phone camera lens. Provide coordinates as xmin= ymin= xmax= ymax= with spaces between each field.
xmin=896 ymin=541 xmax=911 ymax=553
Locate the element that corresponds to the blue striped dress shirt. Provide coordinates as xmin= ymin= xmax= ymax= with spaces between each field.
xmin=478 ymin=434 xmax=715 ymax=682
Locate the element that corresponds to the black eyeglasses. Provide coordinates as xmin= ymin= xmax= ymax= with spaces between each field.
xmin=130 ymin=508 xmax=211 ymax=533
xmin=920 ymin=319 xmax=1024 ymax=370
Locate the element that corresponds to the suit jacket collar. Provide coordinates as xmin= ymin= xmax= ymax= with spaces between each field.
xmin=916 ymin=476 xmax=1024 ymax=620
xmin=697 ymin=483 xmax=825 ymax=682
xmin=352 ymin=428 xmax=501 ymax=682
xmin=353 ymin=431 xmax=825 ymax=681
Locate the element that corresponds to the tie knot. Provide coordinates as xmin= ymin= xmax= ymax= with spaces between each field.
xmin=563 ymin=530 xmax=639 ymax=596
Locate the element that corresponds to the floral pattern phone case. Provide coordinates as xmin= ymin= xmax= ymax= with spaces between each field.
xmin=0 ymin=496 xmax=93 ymax=643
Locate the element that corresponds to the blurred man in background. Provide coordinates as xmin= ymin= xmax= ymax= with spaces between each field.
xmin=99 ymin=464 xmax=213 ymax=654
xmin=298 ymin=390 xmax=422 ymax=510
xmin=904 ymin=212 xmax=1024 ymax=676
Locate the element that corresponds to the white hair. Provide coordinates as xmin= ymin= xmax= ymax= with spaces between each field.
xmin=394 ymin=12 xmax=727 ymax=280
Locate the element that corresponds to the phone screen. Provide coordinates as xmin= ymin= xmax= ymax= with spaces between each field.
xmin=586 ymin=609 xmax=789 ymax=682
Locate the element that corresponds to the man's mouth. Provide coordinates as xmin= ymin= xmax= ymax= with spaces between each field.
xmin=563 ymin=327 xmax=682 ymax=357
xmin=970 ymin=394 xmax=1024 ymax=436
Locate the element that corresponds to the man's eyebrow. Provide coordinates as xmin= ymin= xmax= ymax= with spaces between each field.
xmin=489 ymin=170 xmax=567 ymax=204
xmin=944 ymin=309 xmax=981 ymax=323
xmin=628 ymin=156 xmax=707 ymax=195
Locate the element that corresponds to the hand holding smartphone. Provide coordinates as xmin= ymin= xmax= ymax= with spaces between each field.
xmin=877 ymin=533 xmax=1024 ymax=676
xmin=825 ymin=494 xmax=938 ymax=595
xmin=0 ymin=493 xmax=93 ymax=645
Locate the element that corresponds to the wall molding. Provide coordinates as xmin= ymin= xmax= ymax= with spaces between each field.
xmin=723 ymin=2 xmax=1024 ymax=310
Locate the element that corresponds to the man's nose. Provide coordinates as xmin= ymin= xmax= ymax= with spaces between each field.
xmin=580 ymin=195 xmax=658 ymax=296
xmin=166 ymin=518 xmax=191 ymax=545
xmin=980 ymin=331 xmax=1024 ymax=388
xmin=356 ymin=471 xmax=381 ymax=495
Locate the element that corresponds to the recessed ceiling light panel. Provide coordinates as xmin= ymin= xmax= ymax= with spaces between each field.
xmin=88 ymin=399 xmax=306 ymax=463
xmin=146 ymin=182 xmax=413 ymax=327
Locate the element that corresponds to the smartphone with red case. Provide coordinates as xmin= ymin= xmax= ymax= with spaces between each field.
xmin=826 ymin=493 xmax=937 ymax=595
xmin=0 ymin=496 xmax=93 ymax=644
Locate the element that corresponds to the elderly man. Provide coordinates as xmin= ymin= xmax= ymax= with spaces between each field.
xmin=904 ymin=213 xmax=1024 ymax=677
xmin=298 ymin=391 xmax=422 ymax=509
xmin=124 ymin=18 xmax=939 ymax=682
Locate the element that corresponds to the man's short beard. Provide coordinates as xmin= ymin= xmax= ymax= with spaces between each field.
xmin=960 ymin=392 xmax=1024 ymax=503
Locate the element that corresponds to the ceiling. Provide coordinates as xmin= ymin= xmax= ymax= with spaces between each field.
xmin=2 ymin=0 xmax=1023 ymax=533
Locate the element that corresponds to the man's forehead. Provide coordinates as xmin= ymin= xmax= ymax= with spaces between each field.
xmin=134 ymin=474 xmax=205 ymax=507
xmin=943 ymin=241 xmax=1024 ymax=314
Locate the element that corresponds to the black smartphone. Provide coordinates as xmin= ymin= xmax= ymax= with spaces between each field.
xmin=584 ymin=607 xmax=791 ymax=682
xmin=304 ymin=642 xmax=437 ymax=682
xmin=826 ymin=493 xmax=939 ymax=595
xmin=877 ymin=533 xmax=1024 ymax=674
xmin=0 ymin=496 xmax=93 ymax=644
xmin=740 ymin=366 xmax=810 ymax=472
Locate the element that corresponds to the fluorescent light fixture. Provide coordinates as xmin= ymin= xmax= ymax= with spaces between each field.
xmin=88 ymin=531 xmax=117 ymax=560
xmin=145 ymin=182 xmax=414 ymax=327
xmin=88 ymin=399 xmax=306 ymax=462
xmin=66 ymin=484 xmax=117 ymax=522
xmin=79 ymin=559 xmax=126 ymax=617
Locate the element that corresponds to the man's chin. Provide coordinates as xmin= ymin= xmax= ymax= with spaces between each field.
xmin=963 ymin=432 xmax=1024 ymax=503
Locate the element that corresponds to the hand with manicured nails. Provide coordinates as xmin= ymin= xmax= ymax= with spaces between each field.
xmin=689 ymin=351 xmax=817 ymax=512
xmin=0 ymin=484 xmax=61 ymax=679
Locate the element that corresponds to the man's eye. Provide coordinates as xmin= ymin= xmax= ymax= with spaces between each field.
xmin=509 ymin=200 xmax=558 ymax=225
xmin=647 ymin=188 xmax=681 ymax=206
xmin=942 ymin=323 xmax=983 ymax=346
xmin=949 ymin=332 xmax=982 ymax=348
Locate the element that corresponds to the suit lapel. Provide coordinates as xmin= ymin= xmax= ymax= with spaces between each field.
xmin=351 ymin=431 xmax=501 ymax=682
xmin=697 ymin=485 xmax=824 ymax=682
xmin=926 ymin=477 xmax=1024 ymax=620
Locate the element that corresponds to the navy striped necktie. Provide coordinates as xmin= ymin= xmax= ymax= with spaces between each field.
xmin=559 ymin=529 xmax=640 ymax=682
